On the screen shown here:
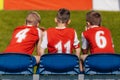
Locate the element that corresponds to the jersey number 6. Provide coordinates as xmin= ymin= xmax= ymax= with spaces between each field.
xmin=95 ymin=31 xmax=107 ymax=48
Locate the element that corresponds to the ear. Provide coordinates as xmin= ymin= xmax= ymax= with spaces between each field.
xmin=86 ymin=22 xmax=90 ymax=26
xmin=37 ymin=23 xmax=39 ymax=27
xmin=67 ymin=19 xmax=71 ymax=24
xmin=86 ymin=22 xmax=91 ymax=30
xmin=55 ymin=18 xmax=57 ymax=23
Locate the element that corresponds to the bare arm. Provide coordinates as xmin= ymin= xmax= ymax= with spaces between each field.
xmin=80 ymin=48 xmax=89 ymax=72
xmin=36 ymin=28 xmax=45 ymax=56
xmin=35 ymin=29 xmax=46 ymax=64
xmin=81 ymin=32 xmax=89 ymax=56
xmin=35 ymin=38 xmax=45 ymax=64
xmin=75 ymin=47 xmax=86 ymax=72
xmin=75 ymin=47 xmax=80 ymax=58
xmin=39 ymin=31 xmax=48 ymax=56
xmin=80 ymin=52 xmax=88 ymax=72
xmin=36 ymin=38 xmax=41 ymax=56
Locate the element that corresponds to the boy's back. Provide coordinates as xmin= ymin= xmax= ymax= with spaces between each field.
xmin=82 ymin=26 xmax=114 ymax=54
xmin=46 ymin=27 xmax=77 ymax=53
xmin=81 ymin=10 xmax=114 ymax=55
xmin=40 ymin=8 xmax=80 ymax=58
xmin=5 ymin=25 xmax=41 ymax=55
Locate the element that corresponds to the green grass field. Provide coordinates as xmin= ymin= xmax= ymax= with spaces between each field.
xmin=0 ymin=10 xmax=120 ymax=54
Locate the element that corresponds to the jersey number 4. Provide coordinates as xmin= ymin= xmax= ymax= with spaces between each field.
xmin=95 ymin=31 xmax=107 ymax=48
xmin=15 ymin=29 xmax=30 ymax=43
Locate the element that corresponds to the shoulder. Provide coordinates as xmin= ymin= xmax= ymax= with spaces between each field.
xmin=65 ymin=27 xmax=76 ymax=32
xmin=82 ymin=28 xmax=91 ymax=34
xmin=47 ymin=27 xmax=56 ymax=31
xmin=98 ymin=26 xmax=111 ymax=34
xmin=47 ymin=27 xmax=55 ymax=30
xmin=100 ymin=26 xmax=110 ymax=30
xmin=15 ymin=25 xmax=36 ymax=30
xmin=14 ymin=25 xmax=26 ymax=31
xmin=15 ymin=25 xmax=25 ymax=29
xmin=66 ymin=27 xmax=75 ymax=30
xmin=82 ymin=28 xmax=95 ymax=38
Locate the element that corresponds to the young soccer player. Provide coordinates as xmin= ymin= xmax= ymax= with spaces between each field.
xmin=4 ymin=11 xmax=43 ymax=63
xmin=40 ymin=8 xmax=80 ymax=58
xmin=80 ymin=10 xmax=115 ymax=62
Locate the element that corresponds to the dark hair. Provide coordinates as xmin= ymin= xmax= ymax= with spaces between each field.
xmin=56 ymin=8 xmax=70 ymax=23
xmin=26 ymin=11 xmax=41 ymax=26
xmin=86 ymin=10 xmax=101 ymax=26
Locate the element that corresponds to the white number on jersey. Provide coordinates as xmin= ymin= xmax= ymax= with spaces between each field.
xmin=15 ymin=28 xmax=30 ymax=43
xmin=55 ymin=40 xmax=71 ymax=53
xmin=95 ymin=31 xmax=107 ymax=48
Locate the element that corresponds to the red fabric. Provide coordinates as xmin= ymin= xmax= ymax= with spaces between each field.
xmin=83 ymin=26 xmax=114 ymax=54
xmin=4 ymin=26 xmax=40 ymax=55
xmin=47 ymin=27 xmax=80 ymax=53
xmin=4 ymin=0 xmax=92 ymax=10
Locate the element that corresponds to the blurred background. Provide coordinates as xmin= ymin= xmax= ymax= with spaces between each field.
xmin=1 ymin=0 xmax=120 ymax=11
xmin=0 ymin=0 xmax=120 ymax=54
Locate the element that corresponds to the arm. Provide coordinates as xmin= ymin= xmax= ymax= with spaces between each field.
xmin=39 ymin=31 xmax=48 ymax=56
xmin=73 ymin=31 xmax=80 ymax=58
xmin=35 ymin=29 xmax=43 ymax=64
xmin=36 ymin=38 xmax=42 ymax=56
xmin=81 ymin=32 xmax=89 ymax=54
xmin=36 ymin=26 xmax=46 ymax=55
xmin=75 ymin=46 xmax=86 ymax=72
xmin=36 ymin=28 xmax=44 ymax=56
xmin=35 ymin=38 xmax=45 ymax=64
xmin=36 ymin=29 xmax=47 ymax=64
xmin=73 ymin=31 xmax=83 ymax=71
xmin=75 ymin=47 xmax=80 ymax=58
xmin=80 ymin=32 xmax=89 ymax=71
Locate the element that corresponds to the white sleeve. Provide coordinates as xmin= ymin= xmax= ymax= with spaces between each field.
xmin=37 ymin=28 xmax=42 ymax=38
xmin=41 ymin=31 xmax=48 ymax=49
xmin=81 ymin=32 xmax=88 ymax=49
xmin=73 ymin=31 xmax=80 ymax=46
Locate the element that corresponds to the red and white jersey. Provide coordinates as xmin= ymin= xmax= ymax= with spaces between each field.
xmin=41 ymin=27 xmax=80 ymax=54
xmin=81 ymin=26 xmax=114 ymax=54
xmin=4 ymin=25 xmax=42 ymax=55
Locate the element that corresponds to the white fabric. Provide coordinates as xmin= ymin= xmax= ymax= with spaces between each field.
xmin=73 ymin=31 xmax=80 ymax=46
xmin=93 ymin=0 xmax=120 ymax=11
xmin=41 ymin=30 xmax=80 ymax=49
xmin=37 ymin=28 xmax=42 ymax=38
xmin=81 ymin=32 xmax=88 ymax=49
xmin=41 ymin=31 xmax=48 ymax=49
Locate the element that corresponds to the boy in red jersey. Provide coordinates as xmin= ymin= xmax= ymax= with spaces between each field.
xmin=80 ymin=10 xmax=115 ymax=71
xmin=4 ymin=11 xmax=43 ymax=63
xmin=40 ymin=8 xmax=80 ymax=58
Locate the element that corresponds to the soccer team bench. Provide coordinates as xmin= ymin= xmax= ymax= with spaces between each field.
xmin=0 ymin=53 xmax=120 ymax=80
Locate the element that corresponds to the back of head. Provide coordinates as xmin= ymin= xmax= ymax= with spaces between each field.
xmin=86 ymin=10 xmax=101 ymax=26
xmin=56 ymin=8 xmax=70 ymax=23
xmin=26 ymin=11 xmax=41 ymax=26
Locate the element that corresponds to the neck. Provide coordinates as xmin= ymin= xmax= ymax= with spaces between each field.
xmin=88 ymin=25 xmax=99 ymax=28
xmin=26 ymin=24 xmax=33 ymax=27
xmin=56 ymin=23 xmax=66 ymax=28
xmin=90 ymin=25 xmax=99 ymax=28
xmin=86 ymin=25 xmax=99 ymax=30
xmin=26 ymin=24 xmax=38 ymax=27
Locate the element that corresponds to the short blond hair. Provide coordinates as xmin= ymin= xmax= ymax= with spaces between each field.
xmin=26 ymin=11 xmax=41 ymax=26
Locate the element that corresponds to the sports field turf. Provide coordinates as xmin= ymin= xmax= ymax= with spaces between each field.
xmin=0 ymin=10 xmax=120 ymax=54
